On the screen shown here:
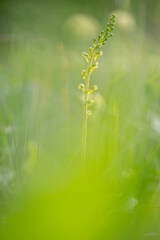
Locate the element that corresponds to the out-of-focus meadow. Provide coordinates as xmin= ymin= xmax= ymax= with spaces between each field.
xmin=0 ymin=0 xmax=160 ymax=239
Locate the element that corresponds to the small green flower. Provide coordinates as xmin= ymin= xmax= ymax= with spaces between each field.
xmin=78 ymin=83 xmax=85 ymax=92
xmin=81 ymin=69 xmax=87 ymax=79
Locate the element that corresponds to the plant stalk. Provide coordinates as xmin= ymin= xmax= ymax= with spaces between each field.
xmin=82 ymin=51 xmax=94 ymax=167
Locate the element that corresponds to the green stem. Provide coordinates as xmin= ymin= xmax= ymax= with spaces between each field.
xmin=82 ymin=51 xmax=94 ymax=167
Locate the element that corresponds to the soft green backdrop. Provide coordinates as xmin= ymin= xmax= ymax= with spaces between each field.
xmin=0 ymin=0 xmax=160 ymax=239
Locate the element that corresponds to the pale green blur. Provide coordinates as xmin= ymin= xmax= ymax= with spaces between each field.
xmin=0 ymin=0 xmax=160 ymax=239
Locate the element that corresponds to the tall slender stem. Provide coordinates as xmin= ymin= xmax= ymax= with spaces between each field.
xmin=80 ymin=14 xmax=116 ymax=168
xmin=82 ymin=52 xmax=94 ymax=167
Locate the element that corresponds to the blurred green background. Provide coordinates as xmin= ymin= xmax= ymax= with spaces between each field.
xmin=0 ymin=0 xmax=160 ymax=239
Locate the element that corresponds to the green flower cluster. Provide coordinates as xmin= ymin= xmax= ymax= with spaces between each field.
xmin=94 ymin=13 xmax=116 ymax=49
xmin=79 ymin=14 xmax=116 ymax=117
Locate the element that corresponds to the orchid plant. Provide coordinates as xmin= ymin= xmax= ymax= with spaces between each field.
xmin=79 ymin=14 xmax=116 ymax=167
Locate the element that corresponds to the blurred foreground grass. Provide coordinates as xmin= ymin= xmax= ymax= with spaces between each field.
xmin=0 ymin=0 xmax=160 ymax=239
